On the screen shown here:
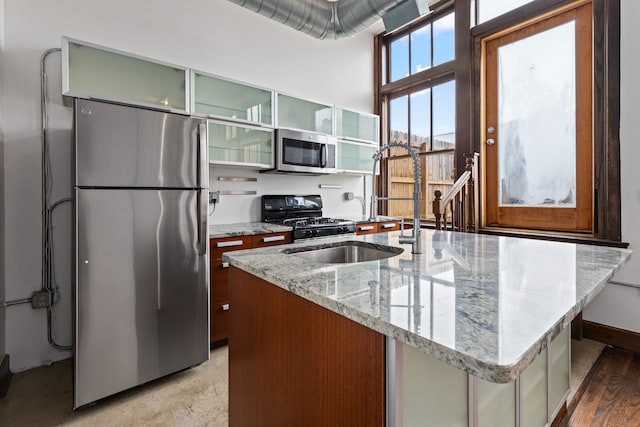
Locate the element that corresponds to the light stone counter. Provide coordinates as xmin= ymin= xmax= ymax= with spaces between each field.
xmin=339 ymin=214 xmax=402 ymax=224
xmin=209 ymin=222 xmax=292 ymax=239
xmin=223 ymin=229 xmax=631 ymax=383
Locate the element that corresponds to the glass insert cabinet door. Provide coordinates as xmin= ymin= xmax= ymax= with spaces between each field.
xmin=207 ymin=120 xmax=273 ymax=168
xmin=277 ymin=94 xmax=333 ymax=134
xmin=335 ymin=108 xmax=380 ymax=144
xmin=193 ymin=71 xmax=273 ymax=126
xmin=63 ymin=38 xmax=188 ymax=112
xmin=483 ymin=3 xmax=593 ymax=232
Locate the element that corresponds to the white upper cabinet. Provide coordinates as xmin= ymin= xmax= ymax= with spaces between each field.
xmin=192 ymin=71 xmax=273 ymax=126
xmin=337 ymin=140 xmax=377 ymax=174
xmin=335 ymin=107 xmax=380 ymax=144
xmin=276 ymin=93 xmax=333 ymax=134
xmin=207 ymin=120 xmax=273 ymax=169
xmin=61 ymin=36 xmax=380 ymax=174
xmin=62 ymin=37 xmax=188 ymax=112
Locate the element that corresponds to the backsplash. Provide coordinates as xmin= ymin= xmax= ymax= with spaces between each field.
xmin=208 ymin=165 xmax=371 ymax=224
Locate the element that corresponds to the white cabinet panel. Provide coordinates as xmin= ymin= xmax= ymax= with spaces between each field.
xmin=477 ymin=379 xmax=516 ymax=427
xmin=521 ymin=349 xmax=548 ymax=427
xmin=394 ymin=342 xmax=468 ymax=427
xmin=549 ymin=326 xmax=570 ymax=418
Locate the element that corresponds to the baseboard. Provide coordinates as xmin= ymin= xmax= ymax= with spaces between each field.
xmin=550 ymin=402 xmax=567 ymax=427
xmin=0 ymin=354 xmax=13 ymax=398
xmin=582 ymin=320 xmax=640 ymax=353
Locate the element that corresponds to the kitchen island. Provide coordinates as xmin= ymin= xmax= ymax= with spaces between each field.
xmin=223 ymin=229 xmax=631 ymax=426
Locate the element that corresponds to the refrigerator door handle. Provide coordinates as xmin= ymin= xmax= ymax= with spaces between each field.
xmin=198 ymin=123 xmax=208 ymax=188
xmin=198 ymin=188 xmax=208 ymax=256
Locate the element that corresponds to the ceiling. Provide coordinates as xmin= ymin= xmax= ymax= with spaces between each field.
xmin=226 ymin=0 xmax=436 ymax=40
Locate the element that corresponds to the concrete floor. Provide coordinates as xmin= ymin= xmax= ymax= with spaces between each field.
xmin=0 ymin=340 xmax=605 ymax=426
xmin=0 ymin=346 xmax=228 ymax=426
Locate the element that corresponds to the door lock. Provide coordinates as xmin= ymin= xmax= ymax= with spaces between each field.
xmin=487 ymin=138 xmax=496 ymax=146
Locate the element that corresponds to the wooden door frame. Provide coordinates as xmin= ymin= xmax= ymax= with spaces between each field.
xmin=483 ymin=2 xmax=593 ymax=232
xmin=470 ymin=0 xmax=621 ymax=242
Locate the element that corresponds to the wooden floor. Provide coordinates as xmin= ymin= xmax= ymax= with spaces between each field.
xmin=560 ymin=346 xmax=640 ymax=426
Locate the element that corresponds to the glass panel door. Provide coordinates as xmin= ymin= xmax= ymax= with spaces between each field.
xmin=484 ymin=3 xmax=593 ymax=232
xmin=64 ymin=39 xmax=187 ymax=111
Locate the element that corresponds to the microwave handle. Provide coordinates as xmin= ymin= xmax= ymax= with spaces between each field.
xmin=321 ymin=144 xmax=327 ymax=168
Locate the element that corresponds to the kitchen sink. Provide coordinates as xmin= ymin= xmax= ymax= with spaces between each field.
xmin=283 ymin=241 xmax=403 ymax=264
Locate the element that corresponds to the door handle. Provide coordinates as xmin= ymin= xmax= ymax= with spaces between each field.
xmin=216 ymin=240 xmax=244 ymax=248
xmin=321 ymin=144 xmax=327 ymax=168
xmin=198 ymin=123 xmax=208 ymax=187
xmin=197 ymin=188 xmax=208 ymax=256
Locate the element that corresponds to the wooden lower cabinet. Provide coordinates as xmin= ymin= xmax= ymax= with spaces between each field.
xmin=377 ymin=221 xmax=402 ymax=232
xmin=355 ymin=220 xmax=403 ymax=235
xmin=209 ymin=232 xmax=291 ymax=347
xmin=355 ymin=222 xmax=378 ymax=235
xmin=228 ymin=267 xmax=386 ymax=427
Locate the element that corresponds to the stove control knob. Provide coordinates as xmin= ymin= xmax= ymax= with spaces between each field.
xmin=341 ymin=227 xmax=349 ymax=233
xmin=305 ymin=230 xmax=312 ymax=236
xmin=312 ymin=229 xmax=318 ymax=235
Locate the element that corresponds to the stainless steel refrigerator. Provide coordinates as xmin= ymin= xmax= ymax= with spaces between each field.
xmin=73 ymin=98 xmax=210 ymax=409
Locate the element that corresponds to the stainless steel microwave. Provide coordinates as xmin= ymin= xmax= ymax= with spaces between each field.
xmin=274 ymin=129 xmax=337 ymax=174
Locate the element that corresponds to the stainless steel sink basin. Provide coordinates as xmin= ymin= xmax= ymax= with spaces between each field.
xmin=283 ymin=241 xmax=403 ymax=264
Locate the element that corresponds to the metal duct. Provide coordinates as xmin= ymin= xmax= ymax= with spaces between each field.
xmin=227 ymin=0 xmax=430 ymax=40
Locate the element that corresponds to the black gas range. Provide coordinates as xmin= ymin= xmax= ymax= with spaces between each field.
xmin=261 ymin=195 xmax=356 ymax=240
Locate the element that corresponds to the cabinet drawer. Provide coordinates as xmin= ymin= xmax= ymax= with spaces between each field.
xmin=210 ymin=299 xmax=230 ymax=346
xmin=210 ymin=236 xmax=252 ymax=259
xmin=251 ymin=232 xmax=292 ymax=247
xmin=377 ymin=222 xmax=401 ymax=232
xmin=355 ymin=223 xmax=378 ymax=235
xmin=211 ymin=260 xmax=230 ymax=302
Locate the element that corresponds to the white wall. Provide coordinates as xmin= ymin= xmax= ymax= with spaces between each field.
xmin=209 ymin=167 xmax=371 ymax=224
xmin=0 ymin=0 xmax=6 ymax=359
xmin=1 ymin=0 xmax=376 ymax=371
xmin=583 ymin=0 xmax=640 ymax=331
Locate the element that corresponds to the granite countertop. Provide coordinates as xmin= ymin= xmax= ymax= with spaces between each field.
xmin=209 ymin=222 xmax=292 ymax=239
xmin=339 ymin=215 xmax=403 ymax=224
xmin=223 ymin=229 xmax=631 ymax=383
xmin=208 ymin=217 xmax=400 ymax=239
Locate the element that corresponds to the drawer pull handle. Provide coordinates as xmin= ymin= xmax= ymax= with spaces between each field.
xmin=222 ymin=303 xmax=230 ymax=311
xmin=382 ymin=223 xmax=396 ymax=229
xmin=263 ymin=235 xmax=285 ymax=243
xmin=359 ymin=225 xmax=375 ymax=231
xmin=222 ymin=262 xmax=230 ymax=268
xmin=216 ymin=240 xmax=244 ymax=248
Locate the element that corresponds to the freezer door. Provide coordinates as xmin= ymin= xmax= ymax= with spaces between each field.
xmin=75 ymin=98 xmax=206 ymax=188
xmin=74 ymin=188 xmax=209 ymax=408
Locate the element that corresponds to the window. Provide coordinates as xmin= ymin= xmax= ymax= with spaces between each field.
xmin=378 ymin=7 xmax=456 ymax=221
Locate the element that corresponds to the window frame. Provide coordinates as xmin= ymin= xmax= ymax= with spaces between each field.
xmin=375 ymin=2 xmax=458 ymax=218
